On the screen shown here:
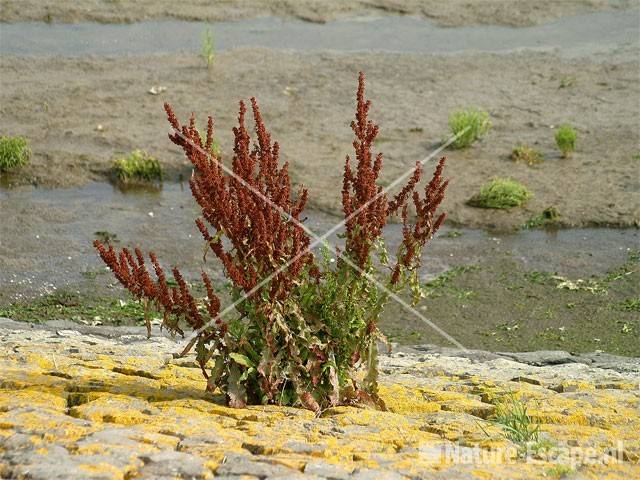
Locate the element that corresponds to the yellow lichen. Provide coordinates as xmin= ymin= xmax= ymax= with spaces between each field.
xmin=1 ymin=332 xmax=638 ymax=480
xmin=0 ymin=388 xmax=67 ymax=412
xmin=76 ymin=462 xmax=126 ymax=480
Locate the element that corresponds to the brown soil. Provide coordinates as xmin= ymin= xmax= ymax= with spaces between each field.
xmin=1 ymin=49 xmax=638 ymax=230
xmin=0 ymin=0 xmax=636 ymax=27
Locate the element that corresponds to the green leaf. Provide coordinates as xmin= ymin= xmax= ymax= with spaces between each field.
xmin=195 ymin=338 xmax=207 ymax=364
xmin=229 ymin=352 xmax=255 ymax=368
xmin=239 ymin=367 xmax=255 ymax=382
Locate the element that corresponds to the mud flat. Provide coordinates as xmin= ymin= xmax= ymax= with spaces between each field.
xmin=2 ymin=8 xmax=638 ymax=229
xmin=1 ymin=47 xmax=638 ymax=229
xmin=1 ymin=0 xmax=637 ymax=26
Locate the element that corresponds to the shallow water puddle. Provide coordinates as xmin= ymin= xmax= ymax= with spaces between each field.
xmin=0 ymin=182 xmax=637 ymax=301
xmin=0 ymin=9 xmax=637 ymax=57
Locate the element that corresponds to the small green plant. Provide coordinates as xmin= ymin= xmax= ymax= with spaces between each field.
xmin=604 ymin=249 xmax=639 ymax=282
xmin=545 ymin=464 xmax=573 ymax=478
xmin=425 ymin=265 xmax=479 ymax=292
xmin=555 ymin=124 xmax=577 ymax=158
xmin=0 ymin=136 xmax=31 ymax=171
xmin=494 ymin=321 xmax=520 ymax=338
xmin=529 ymin=438 xmax=557 ymax=457
xmin=618 ymin=297 xmax=640 ymax=312
xmin=525 ymin=271 xmax=552 ymax=285
xmin=444 ymin=230 xmax=462 ymax=239
xmin=0 ymin=291 xmax=158 ymax=326
xmin=422 ymin=265 xmax=479 ymax=301
xmin=620 ymin=321 xmax=634 ymax=334
xmin=201 ymin=27 xmax=215 ymax=69
xmin=94 ymin=230 xmax=119 ymax=243
xmin=468 ymin=178 xmax=532 ymax=209
xmin=558 ymin=75 xmax=576 ymax=88
xmin=492 ymin=394 xmax=540 ymax=444
xmin=510 ymin=145 xmax=543 ymax=165
xmin=476 ymin=393 xmax=546 ymax=458
xmin=523 ymin=206 xmax=560 ymax=229
xmin=448 ymin=107 xmax=491 ymax=149
xmin=112 ymin=149 xmax=162 ymax=183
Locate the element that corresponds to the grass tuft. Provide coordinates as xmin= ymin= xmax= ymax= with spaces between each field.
xmin=558 ymin=76 xmax=576 ymax=89
xmin=112 ymin=149 xmax=162 ymax=183
xmin=448 ymin=107 xmax=491 ymax=149
xmin=510 ymin=145 xmax=543 ymax=165
xmin=468 ymin=178 xmax=532 ymax=209
xmin=0 ymin=136 xmax=31 ymax=171
xmin=94 ymin=230 xmax=119 ymax=244
xmin=555 ymin=124 xmax=577 ymax=158
xmin=201 ymin=27 xmax=215 ymax=69
xmin=492 ymin=394 xmax=540 ymax=444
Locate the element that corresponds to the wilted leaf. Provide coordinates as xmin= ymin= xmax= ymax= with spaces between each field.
xmin=300 ymin=391 xmax=321 ymax=413
xmin=227 ymin=365 xmax=247 ymax=408
xmin=363 ymin=341 xmax=379 ymax=395
xmin=328 ymin=364 xmax=340 ymax=406
xmin=257 ymin=348 xmax=274 ymax=377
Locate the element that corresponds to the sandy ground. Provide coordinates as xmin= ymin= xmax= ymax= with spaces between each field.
xmin=0 ymin=0 xmax=637 ymax=26
xmin=1 ymin=49 xmax=638 ymax=230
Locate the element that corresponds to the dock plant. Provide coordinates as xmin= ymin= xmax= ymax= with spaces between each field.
xmin=95 ymin=73 xmax=448 ymax=411
xmin=0 ymin=135 xmax=30 ymax=171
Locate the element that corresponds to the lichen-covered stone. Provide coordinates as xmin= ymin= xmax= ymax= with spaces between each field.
xmin=0 ymin=318 xmax=638 ymax=479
